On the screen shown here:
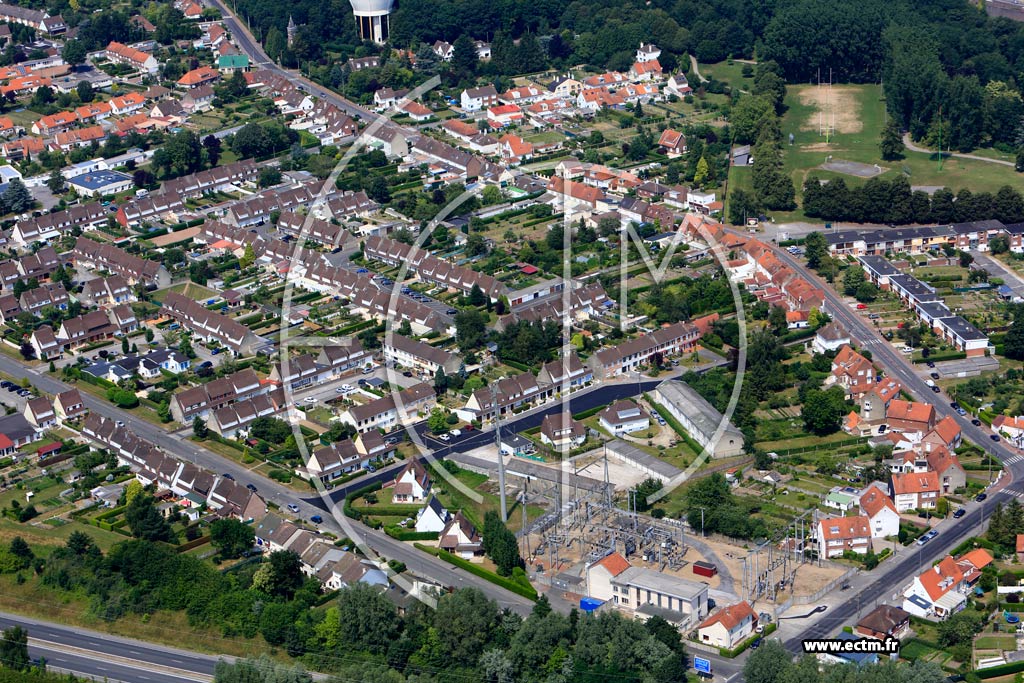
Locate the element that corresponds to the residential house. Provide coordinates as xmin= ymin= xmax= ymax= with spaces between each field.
xmin=30 ymin=325 xmax=60 ymax=361
xmin=697 ymin=602 xmax=758 ymax=650
xmin=539 ymin=413 xmax=587 ymax=451
xmin=177 ymin=66 xmax=220 ymax=89
xmin=586 ymin=322 xmax=699 ymax=379
xmin=902 ymin=556 xmax=967 ymax=619
xmin=598 ymin=400 xmax=649 ymax=436
xmin=856 ymin=605 xmax=912 ymax=641
xmin=438 ymin=510 xmax=482 ymax=559
xmin=168 ymin=368 xmax=267 ymax=423
xmin=382 ymin=334 xmax=463 ymax=378
xmin=54 ymin=388 xmax=86 ymax=422
xmin=392 ymin=460 xmax=430 ymax=503
xmin=827 ymin=345 xmax=877 ymax=398
xmin=23 ymin=396 xmax=56 ymax=429
xmin=859 ymin=485 xmax=900 ymax=539
xmin=340 ymin=382 xmax=436 ymax=433
xmin=415 ymin=496 xmax=450 ymax=533
xmin=811 ymin=322 xmax=851 ymax=354
xmin=891 ymin=471 xmax=940 ymax=512
xmin=816 ymin=515 xmax=872 ymax=558
xmin=886 ymin=400 xmax=936 ymax=436
xmin=301 ymin=438 xmax=370 ymax=484
xmin=161 ymin=291 xmax=262 ymax=356
xmin=461 ymin=85 xmax=498 ymax=112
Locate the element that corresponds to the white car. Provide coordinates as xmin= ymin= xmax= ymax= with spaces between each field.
xmin=304 ymin=396 xmax=317 ymax=404
xmin=450 ymin=429 xmax=462 ymax=437
xmin=341 ymin=384 xmax=353 ymax=392
xmin=438 ymin=433 xmax=451 ymax=441
xmin=287 ymin=503 xmax=300 ymax=513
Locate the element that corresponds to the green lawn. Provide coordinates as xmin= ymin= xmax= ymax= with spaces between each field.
xmin=975 ymin=635 xmax=1016 ymax=650
xmin=698 ymin=59 xmax=755 ymax=92
xmin=746 ymin=83 xmax=1024 ymax=223
xmin=151 ymin=282 xmax=219 ymax=303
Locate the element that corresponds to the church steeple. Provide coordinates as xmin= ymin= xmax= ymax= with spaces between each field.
xmin=287 ymin=15 xmax=297 ymax=47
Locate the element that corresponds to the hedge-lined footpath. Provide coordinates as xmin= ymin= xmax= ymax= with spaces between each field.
xmin=414 ymin=543 xmax=537 ymax=601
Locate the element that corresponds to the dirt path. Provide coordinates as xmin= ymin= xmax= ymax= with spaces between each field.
xmin=689 ymin=55 xmax=708 ymax=83
xmin=902 ymin=133 xmax=1015 ymax=168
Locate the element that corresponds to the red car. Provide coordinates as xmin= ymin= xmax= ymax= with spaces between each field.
xmin=856 ymin=303 xmax=867 ymax=310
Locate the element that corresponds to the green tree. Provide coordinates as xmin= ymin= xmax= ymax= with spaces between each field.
xmin=728 ymin=188 xmax=758 ymax=226
xmin=730 ymin=96 xmax=775 ymax=145
xmin=451 ymin=34 xmax=477 ymax=76
xmin=880 ymin=119 xmax=904 ymax=160
xmin=193 ymin=416 xmax=209 ymax=439
xmin=46 ymin=168 xmax=65 ymax=194
xmin=693 ymin=156 xmax=710 ymax=187
xmin=209 ymin=518 xmax=255 ymax=559
xmin=433 ymin=367 xmax=448 ymax=395
xmin=1006 ymin=314 xmax=1024 ymax=361
xmin=482 ymin=510 xmax=523 ymax=576
xmin=455 ymin=309 xmax=487 ymax=351
xmin=1 ymin=179 xmax=32 ymax=214
xmin=0 ymin=626 xmax=28 ymax=671
xmin=801 ymin=386 xmax=848 ymax=436
xmin=743 ymin=639 xmax=792 ymax=683
xmin=76 ymin=79 xmax=95 ymax=103
xmin=428 ymin=408 xmax=449 ymax=434
xmin=125 ymin=494 xmax=174 ymax=542
xmin=61 ymin=39 xmax=87 ymax=65
xmin=331 ymin=582 xmax=400 ymax=652
xmin=842 ymin=266 xmax=866 ymax=296
xmin=804 ymin=232 xmax=827 ymax=269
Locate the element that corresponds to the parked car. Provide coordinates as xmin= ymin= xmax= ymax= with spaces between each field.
xmin=930 ymin=372 xmax=940 ymax=380
xmin=246 ymin=483 xmax=258 ymax=492
xmin=868 ymin=313 xmax=880 ymax=319
xmin=971 ymin=419 xmax=982 ymax=426
xmin=750 ymin=638 xmax=763 ymax=649
xmin=287 ymin=503 xmax=300 ymax=513
xmin=991 ymin=434 xmax=1000 ymax=442
xmin=953 ymin=509 xmax=966 ymax=519
xmin=976 ymin=493 xmax=988 ymax=502
xmin=222 ymin=473 xmax=235 ymax=480
xmin=856 ymin=303 xmax=868 ymax=310
xmin=931 ymin=386 xmax=941 ymax=393
xmin=438 ymin=433 xmax=451 ymax=441
xmin=450 ymin=429 xmax=462 ymax=437
xmin=927 ymin=361 xmax=936 ymax=368
xmin=310 ymin=515 xmax=323 ymax=524
xmin=304 ymin=396 xmax=317 ymax=404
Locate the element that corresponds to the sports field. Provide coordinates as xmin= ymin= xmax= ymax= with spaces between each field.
xmin=729 ymin=84 xmax=1024 ymax=223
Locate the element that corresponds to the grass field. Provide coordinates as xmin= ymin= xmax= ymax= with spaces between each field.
xmin=151 ymin=282 xmax=220 ymax=303
xmin=737 ymin=84 xmax=1024 ymax=223
xmin=697 ymin=60 xmax=755 ymax=93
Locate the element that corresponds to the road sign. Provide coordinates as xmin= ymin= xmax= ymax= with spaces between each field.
xmin=694 ymin=657 xmax=712 ymax=675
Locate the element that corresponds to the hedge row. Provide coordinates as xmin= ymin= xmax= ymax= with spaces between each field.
xmin=175 ymin=535 xmax=211 ymax=553
xmin=351 ymin=504 xmax=422 ymax=517
xmin=384 ymin=528 xmax=439 ymax=542
xmin=414 ymin=543 xmax=537 ymax=601
xmin=978 ymin=659 xmax=1024 ymax=679
xmin=573 ymin=404 xmax=607 ymax=421
xmin=911 ymin=351 xmax=966 ymax=364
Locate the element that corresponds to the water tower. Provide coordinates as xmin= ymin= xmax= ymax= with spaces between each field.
xmin=349 ymin=0 xmax=394 ymax=43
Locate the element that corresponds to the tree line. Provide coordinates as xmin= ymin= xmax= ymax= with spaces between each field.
xmin=803 ymin=176 xmax=1024 ymax=226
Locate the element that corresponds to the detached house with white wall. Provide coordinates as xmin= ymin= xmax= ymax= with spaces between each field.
xmin=697 ymin=602 xmax=758 ymax=650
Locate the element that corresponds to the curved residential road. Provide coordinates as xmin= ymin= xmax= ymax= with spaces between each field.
xmin=902 ymin=133 xmax=1015 ymax=168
